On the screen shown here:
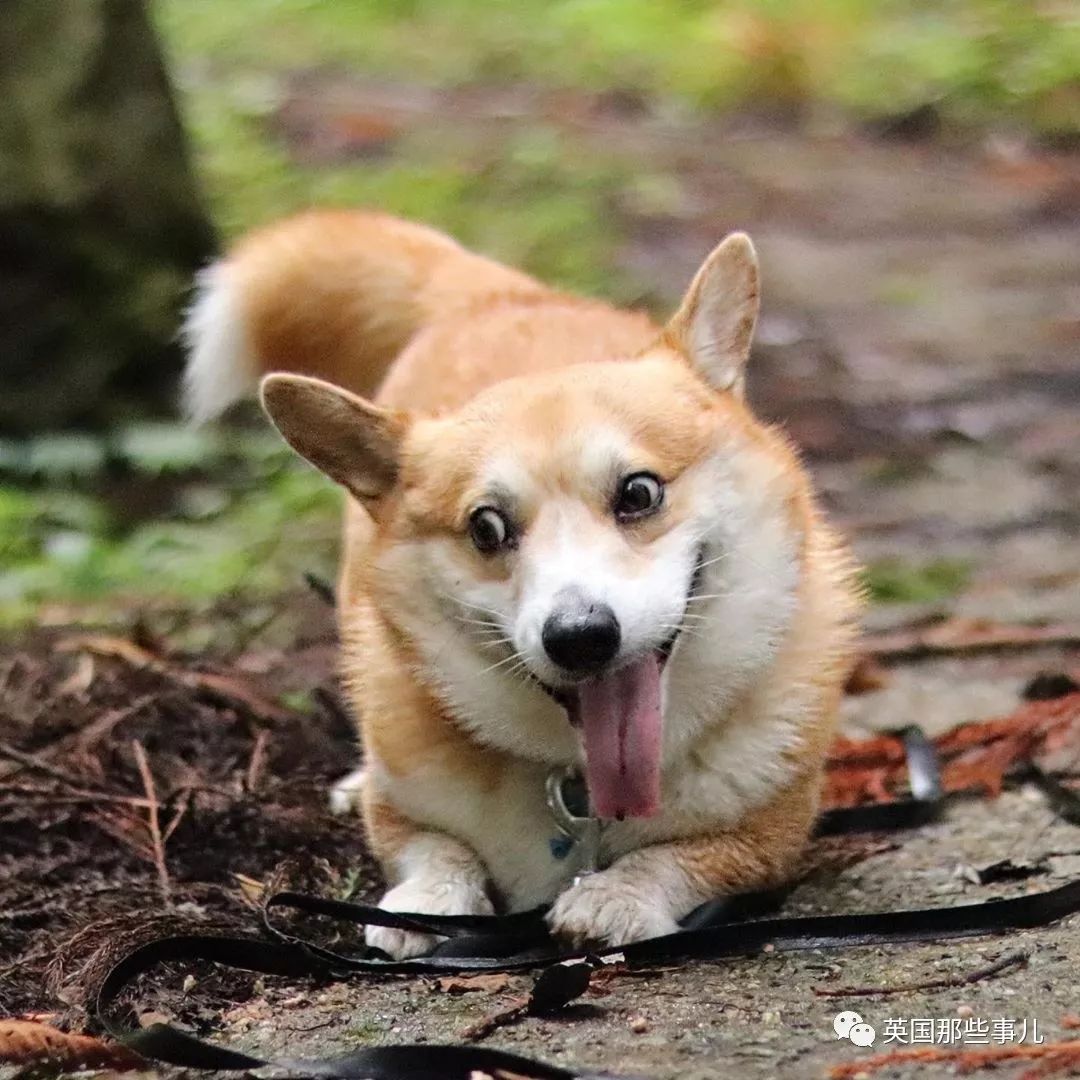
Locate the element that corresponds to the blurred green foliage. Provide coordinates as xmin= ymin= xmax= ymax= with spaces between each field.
xmin=0 ymin=427 xmax=338 ymax=627
xmin=862 ymin=557 xmax=973 ymax=605
xmin=9 ymin=1 xmax=1067 ymax=626
xmin=155 ymin=0 xmax=1078 ymax=269
xmin=156 ymin=0 xmax=1079 ymax=136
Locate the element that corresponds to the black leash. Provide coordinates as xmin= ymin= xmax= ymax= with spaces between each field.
xmin=94 ymin=729 xmax=1080 ymax=1079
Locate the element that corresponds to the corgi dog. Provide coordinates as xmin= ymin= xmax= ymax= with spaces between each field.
xmin=184 ymin=211 xmax=860 ymax=958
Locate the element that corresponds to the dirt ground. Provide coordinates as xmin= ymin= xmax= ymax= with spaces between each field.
xmin=2 ymin=95 xmax=1080 ymax=1079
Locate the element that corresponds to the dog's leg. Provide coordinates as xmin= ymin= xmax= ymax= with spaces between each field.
xmin=363 ymin=793 xmax=493 ymax=959
xmin=547 ymin=774 xmax=817 ymax=948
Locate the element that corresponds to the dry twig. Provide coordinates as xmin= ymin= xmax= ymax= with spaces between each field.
xmin=161 ymin=787 xmax=192 ymax=845
xmin=814 ymin=950 xmax=1028 ymax=998
xmin=459 ymin=996 xmax=531 ymax=1042
xmin=58 ymin=635 xmax=294 ymax=724
xmin=73 ymin=694 xmax=155 ymax=753
xmin=131 ymin=740 xmax=171 ymax=907
xmin=0 ymin=740 xmax=94 ymax=789
xmin=246 ymin=728 xmax=270 ymax=793
xmin=862 ymin=618 xmax=1080 ymax=663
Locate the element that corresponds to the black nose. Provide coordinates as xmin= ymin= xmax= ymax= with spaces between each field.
xmin=542 ymin=603 xmax=621 ymax=673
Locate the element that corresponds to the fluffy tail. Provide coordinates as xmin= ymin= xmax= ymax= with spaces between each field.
xmin=182 ymin=210 xmax=546 ymax=422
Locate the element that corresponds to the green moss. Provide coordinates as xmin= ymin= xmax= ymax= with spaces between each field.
xmin=862 ymin=557 xmax=972 ymax=605
xmin=344 ymin=1020 xmax=386 ymax=1042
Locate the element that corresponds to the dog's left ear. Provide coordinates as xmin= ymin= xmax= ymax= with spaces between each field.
xmin=664 ymin=232 xmax=759 ymax=396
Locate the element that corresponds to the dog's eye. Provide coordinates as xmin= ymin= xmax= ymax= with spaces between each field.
xmin=468 ymin=507 xmax=513 ymax=554
xmin=614 ymin=472 xmax=664 ymax=521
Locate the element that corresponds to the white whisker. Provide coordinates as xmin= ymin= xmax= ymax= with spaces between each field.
xmin=438 ymin=591 xmax=506 ymax=621
xmin=695 ymin=549 xmax=732 ymax=572
xmin=475 ymin=650 xmax=527 ymax=677
xmin=660 ymin=625 xmax=700 ymax=636
xmin=505 ymin=659 xmax=532 ymax=683
xmin=454 ymin=615 xmax=502 ymax=629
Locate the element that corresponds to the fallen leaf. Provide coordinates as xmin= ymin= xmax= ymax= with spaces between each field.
xmin=56 ymin=652 xmax=95 ymax=697
xmin=233 ymin=872 xmax=267 ymax=907
xmin=829 ymin=1040 xmax=1080 ymax=1080
xmin=824 ymin=692 xmax=1080 ymax=809
xmin=436 ymin=973 xmax=513 ymax=995
xmin=0 ymin=1020 xmax=146 ymax=1070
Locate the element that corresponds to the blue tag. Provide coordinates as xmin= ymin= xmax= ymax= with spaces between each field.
xmin=549 ymin=835 xmax=574 ymax=860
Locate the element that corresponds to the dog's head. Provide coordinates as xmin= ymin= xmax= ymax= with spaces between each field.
xmin=262 ymin=234 xmax=806 ymax=819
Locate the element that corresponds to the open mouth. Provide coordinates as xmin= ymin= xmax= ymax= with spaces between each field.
xmin=536 ymin=546 xmax=706 ymax=822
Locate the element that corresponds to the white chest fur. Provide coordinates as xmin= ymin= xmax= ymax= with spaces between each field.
xmin=369 ymin=691 xmax=802 ymax=912
xmin=371 ymin=754 xmax=579 ymax=910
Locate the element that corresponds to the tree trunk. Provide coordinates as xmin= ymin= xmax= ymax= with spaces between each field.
xmin=0 ymin=0 xmax=217 ymax=433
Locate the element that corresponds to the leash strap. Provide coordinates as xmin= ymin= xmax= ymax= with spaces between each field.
xmin=94 ymin=730 xmax=1080 ymax=1079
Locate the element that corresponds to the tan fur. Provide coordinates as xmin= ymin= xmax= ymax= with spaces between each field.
xmin=234 ymin=211 xmax=547 ymax=400
xmin=187 ymin=210 xmax=861 ymax=953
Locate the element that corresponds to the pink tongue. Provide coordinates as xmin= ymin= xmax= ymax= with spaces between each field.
xmin=576 ymin=654 xmax=663 ymax=820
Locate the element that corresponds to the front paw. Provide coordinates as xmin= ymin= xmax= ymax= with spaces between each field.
xmin=328 ymin=767 xmax=367 ymax=816
xmin=546 ymin=871 xmax=680 ymax=949
xmin=365 ymin=877 xmax=493 ymax=960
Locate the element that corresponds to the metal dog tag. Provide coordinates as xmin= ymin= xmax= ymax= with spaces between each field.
xmin=545 ymin=767 xmax=602 ymax=883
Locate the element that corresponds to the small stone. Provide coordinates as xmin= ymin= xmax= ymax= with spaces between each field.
xmin=629 ymin=1016 xmax=649 ymax=1034
xmin=957 ymin=1004 xmax=974 ymax=1017
xmin=955 ymin=863 xmax=982 ymax=885
xmin=181 ymin=974 xmax=196 ymax=993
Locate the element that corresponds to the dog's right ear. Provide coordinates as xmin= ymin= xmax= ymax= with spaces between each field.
xmin=259 ymin=374 xmax=407 ymax=503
